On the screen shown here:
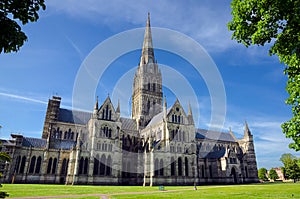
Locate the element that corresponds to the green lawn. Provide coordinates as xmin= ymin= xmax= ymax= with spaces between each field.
xmin=1 ymin=182 xmax=299 ymax=199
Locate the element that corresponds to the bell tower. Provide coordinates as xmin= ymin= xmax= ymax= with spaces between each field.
xmin=132 ymin=13 xmax=163 ymax=127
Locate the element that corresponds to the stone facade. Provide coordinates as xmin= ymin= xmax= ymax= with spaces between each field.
xmin=0 ymin=14 xmax=258 ymax=185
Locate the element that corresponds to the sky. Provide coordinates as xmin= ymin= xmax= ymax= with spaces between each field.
xmin=0 ymin=0 xmax=299 ymax=169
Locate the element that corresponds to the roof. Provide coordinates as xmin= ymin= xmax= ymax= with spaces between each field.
xmin=51 ymin=140 xmax=76 ymax=150
xmin=199 ymin=148 xmax=226 ymax=159
xmin=195 ymin=129 xmax=235 ymax=142
xmin=22 ymin=137 xmax=46 ymax=148
xmin=0 ymin=139 xmax=14 ymax=146
xmin=120 ymin=117 xmax=137 ymax=131
xmin=58 ymin=108 xmax=92 ymax=125
xmin=146 ymin=108 xmax=171 ymax=127
xmin=22 ymin=137 xmax=76 ymax=150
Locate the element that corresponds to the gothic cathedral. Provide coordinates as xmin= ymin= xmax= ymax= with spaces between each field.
xmin=0 ymin=14 xmax=258 ymax=185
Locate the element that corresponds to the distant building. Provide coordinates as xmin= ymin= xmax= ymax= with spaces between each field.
xmin=0 ymin=14 xmax=258 ymax=185
xmin=268 ymin=168 xmax=285 ymax=181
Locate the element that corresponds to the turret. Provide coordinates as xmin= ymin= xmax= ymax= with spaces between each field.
xmin=187 ymin=101 xmax=194 ymax=125
xmin=42 ymin=96 xmax=61 ymax=139
xmin=93 ymin=96 xmax=99 ymax=117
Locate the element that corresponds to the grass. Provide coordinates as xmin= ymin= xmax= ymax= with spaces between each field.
xmin=1 ymin=182 xmax=300 ymax=198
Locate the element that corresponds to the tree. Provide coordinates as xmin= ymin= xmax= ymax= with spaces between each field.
xmin=284 ymin=159 xmax=300 ymax=183
xmin=280 ymin=153 xmax=296 ymax=166
xmin=258 ymin=167 xmax=268 ymax=181
xmin=268 ymin=168 xmax=279 ymax=181
xmin=228 ymin=0 xmax=300 ymax=151
xmin=0 ymin=0 xmax=46 ymax=53
xmin=280 ymin=153 xmax=300 ymax=182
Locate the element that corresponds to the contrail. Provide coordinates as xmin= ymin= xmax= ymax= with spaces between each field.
xmin=0 ymin=92 xmax=47 ymax=105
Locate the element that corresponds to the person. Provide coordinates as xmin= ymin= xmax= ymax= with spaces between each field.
xmin=194 ymin=182 xmax=197 ymax=190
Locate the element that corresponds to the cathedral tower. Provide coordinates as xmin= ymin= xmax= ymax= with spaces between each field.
xmin=132 ymin=13 xmax=163 ymax=127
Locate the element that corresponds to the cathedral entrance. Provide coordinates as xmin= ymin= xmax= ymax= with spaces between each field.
xmin=231 ymin=167 xmax=238 ymax=184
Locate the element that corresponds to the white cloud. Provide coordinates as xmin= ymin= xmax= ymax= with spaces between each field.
xmin=0 ymin=91 xmax=47 ymax=105
xmin=46 ymin=0 xmax=237 ymax=52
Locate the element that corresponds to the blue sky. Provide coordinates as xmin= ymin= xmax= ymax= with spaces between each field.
xmin=0 ymin=0 xmax=298 ymax=169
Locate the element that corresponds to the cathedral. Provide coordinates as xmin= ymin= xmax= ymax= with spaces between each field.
xmin=0 ymin=14 xmax=258 ymax=185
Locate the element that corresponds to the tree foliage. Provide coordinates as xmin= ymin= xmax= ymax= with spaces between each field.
xmin=258 ymin=167 xmax=268 ymax=181
xmin=0 ymin=0 xmax=46 ymax=53
xmin=280 ymin=153 xmax=300 ymax=182
xmin=280 ymin=153 xmax=296 ymax=166
xmin=268 ymin=168 xmax=279 ymax=181
xmin=228 ymin=0 xmax=300 ymax=151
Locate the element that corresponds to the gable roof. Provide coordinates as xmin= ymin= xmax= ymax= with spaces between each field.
xmin=22 ymin=137 xmax=47 ymax=148
xmin=198 ymin=148 xmax=226 ymax=159
xmin=58 ymin=108 xmax=91 ymax=125
xmin=146 ymin=108 xmax=172 ymax=127
xmin=195 ymin=128 xmax=235 ymax=142
xmin=51 ymin=139 xmax=77 ymax=150
xmin=120 ymin=117 xmax=137 ymax=131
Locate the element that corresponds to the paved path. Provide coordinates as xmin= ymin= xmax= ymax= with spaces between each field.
xmin=10 ymin=188 xmax=193 ymax=199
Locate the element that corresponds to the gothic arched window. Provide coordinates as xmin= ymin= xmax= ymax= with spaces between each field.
xmin=171 ymin=157 xmax=175 ymax=176
xmin=29 ymin=156 xmax=36 ymax=174
xmin=154 ymin=159 xmax=159 ymax=176
xmin=159 ymin=159 xmax=164 ymax=176
xmin=185 ymin=157 xmax=189 ymax=176
xmin=178 ymin=157 xmax=182 ymax=176
xmin=35 ymin=156 xmax=42 ymax=174
xmin=106 ymin=156 xmax=112 ymax=176
xmin=52 ymin=158 xmax=57 ymax=174
xmin=84 ymin=157 xmax=88 ymax=174
xmin=100 ymin=155 xmax=106 ymax=175
xmin=47 ymin=158 xmax=52 ymax=174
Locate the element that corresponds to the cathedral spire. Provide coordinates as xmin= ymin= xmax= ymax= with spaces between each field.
xmin=94 ymin=96 xmax=99 ymax=110
xmin=116 ymin=99 xmax=120 ymax=113
xmin=187 ymin=101 xmax=194 ymax=125
xmin=140 ymin=12 xmax=155 ymax=65
xmin=244 ymin=121 xmax=252 ymax=140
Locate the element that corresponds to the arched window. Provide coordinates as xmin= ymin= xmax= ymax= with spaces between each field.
xmin=171 ymin=157 xmax=175 ymax=176
xmin=106 ymin=156 xmax=112 ymax=176
xmin=159 ymin=159 xmax=164 ymax=176
xmin=84 ymin=158 xmax=88 ymax=174
xmin=147 ymin=100 xmax=150 ymax=113
xmin=100 ymin=155 xmax=106 ymax=175
xmin=79 ymin=157 xmax=84 ymax=174
xmin=148 ymin=83 xmax=151 ymax=91
xmin=154 ymin=159 xmax=159 ymax=176
xmin=15 ymin=156 xmax=21 ymax=173
xmin=109 ymin=129 xmax=112 ymax=138
xmin=209 ymin=165 xmax=212 ymax=178
xmin=106 ymin=105 xmax=109 ymax=119
xmin=178 ymin=157 xmax=182 ymax=176
xmin=29 ymin=156 xmax=36 ymax=174
xmin=19 ymin=156 xmax=26 ymax=174
xmin=201 ymin=165 xmax=205 ymax=177
xmin=35 ymin=156 xmax=42 ymax=174
xmin=52 ymin=158 xmax=57 ymax=174
xmin=245 ymin=166 xmax=248 ymax=178
xmin=61 ymin=158 xmax=68 ymax=175
xmin=185 ymin=157 xmax=189 ymax=176
xmin=47 ymin=158 xmax=52 ymax=174
xmin=153 ymin=83 xmax=155 ymax=92
xmin=94 ymin=157 xmax=99 ymax=175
